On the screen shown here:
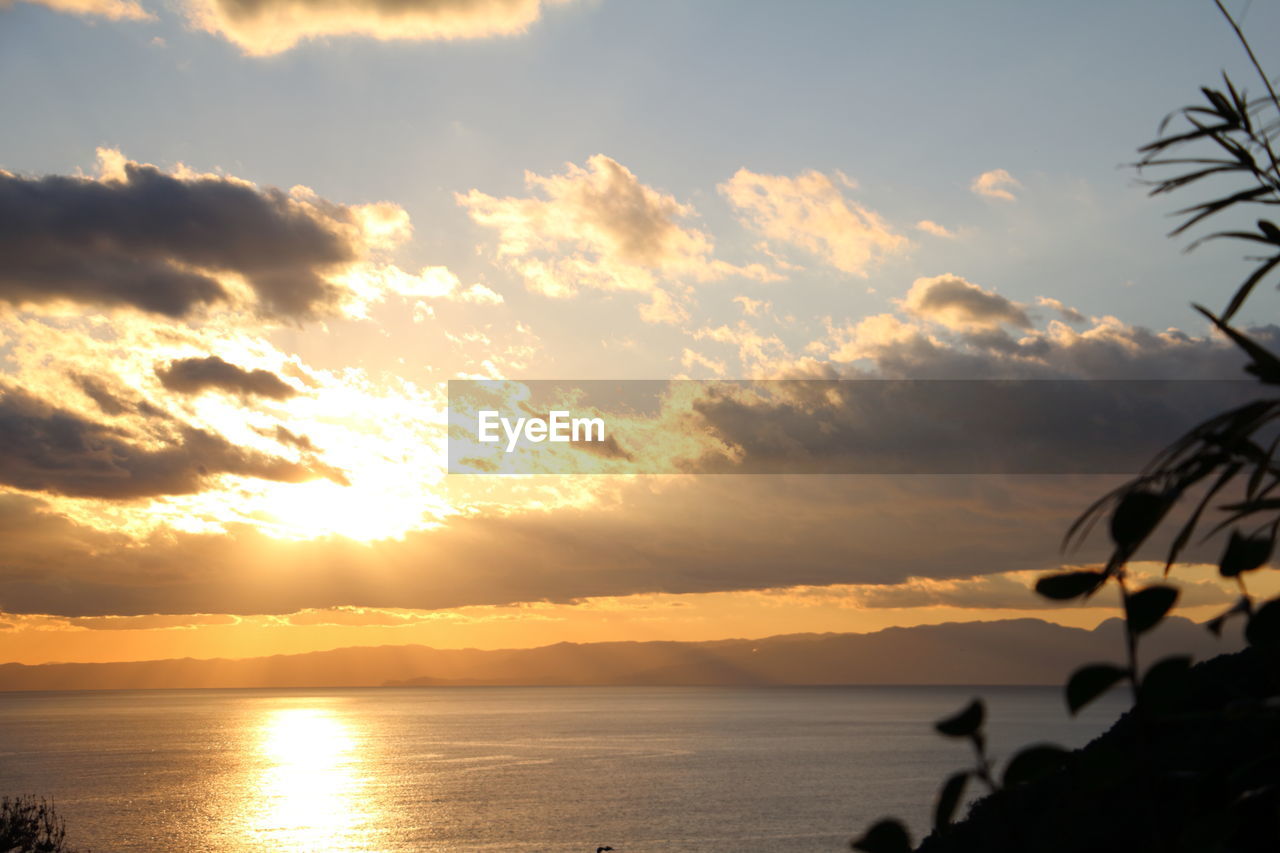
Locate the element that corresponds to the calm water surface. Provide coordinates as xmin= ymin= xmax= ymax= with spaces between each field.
xmin=0 ymin=686 xmax=1126 ymax=852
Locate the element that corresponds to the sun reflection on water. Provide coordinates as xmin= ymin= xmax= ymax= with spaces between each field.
xmin=246 ymin=706 xmax=371 ymax=851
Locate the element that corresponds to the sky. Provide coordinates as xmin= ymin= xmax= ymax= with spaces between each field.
xmin=1 ymin=0 xmax=1279 ymax=667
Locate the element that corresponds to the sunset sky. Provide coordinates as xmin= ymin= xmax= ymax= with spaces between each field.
xmin=2 ymin=0 xmax=1280 ymax=668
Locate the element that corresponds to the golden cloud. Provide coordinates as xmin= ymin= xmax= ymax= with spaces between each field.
xmin=459 ymin=154 xmax=775 ymax=324
xmin=970 ymin=168 xmax=1021 ymax=201
xmin=902 ymin=273 xmax=1031 ymax=331
xmin=720 ymin=168 xmax=908 ymax=276
xmin=7 ymin=0 xmax=152 ymax=21
xmin=185 ymin=0 xmax=575 ymax=56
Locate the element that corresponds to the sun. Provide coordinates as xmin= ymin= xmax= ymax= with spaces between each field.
xmin=254 ymin=478 xmax=438 ymax=542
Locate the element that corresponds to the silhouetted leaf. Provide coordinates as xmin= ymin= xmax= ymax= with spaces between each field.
xmin=1140 ymin=655 xmax=1193 ymax=713
xmin=1035 ymin=571 xmax=1106 ymax=601
xmin=1110 ymin=490 xmax=1169 ymax=549
xmin=934 ymin=699 xmax=984 ymax=738
xmin=1002 ymin=744 xmax=1069 ymax=788
xmin=1167 ymin=462 xmax=1242 ymax=571
xmin=851 ymin=819 xmax=912 ymax=853
xmin=1125 ymin=585 xmax=1179 ymax=635
xmin=1219 ymin=530 xmax=1273 ymax=576
xmin=1245 ymin=597 xmax=1280 ymax=649
xmin=933 ymin=771 xmax=968 ymax=830
xmin=1067 ymin=664 xmax=1127 ymax=715
xmin=1224 ymin=254 xmax=1280 ymax=324
xmin=1196 ymin=305 xmax=1280 ymax=381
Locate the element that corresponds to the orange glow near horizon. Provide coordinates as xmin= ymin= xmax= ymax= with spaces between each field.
xmin=1 ymin=561 xmax=1269 ymax=667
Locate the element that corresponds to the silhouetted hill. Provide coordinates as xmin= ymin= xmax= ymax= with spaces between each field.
xmin=0 ymin=617 xmax=1238 ymax=691
xmin=914 ymin=645 xmax=1280 ymax=852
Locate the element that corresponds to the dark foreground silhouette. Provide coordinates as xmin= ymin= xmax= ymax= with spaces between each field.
xmin=914 ymin=647 xmax=1279 ymax=852
xmin=855 ymin=5 xmax=1280 ymax=851
xmin=0 ymin=797 xmax=83 ymax=853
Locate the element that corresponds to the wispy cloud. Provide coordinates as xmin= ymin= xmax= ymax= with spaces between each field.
xmin=184 ymin=0 xmax=576 ymax=56
xmin=915 ymin=219 xmax=955 ymax=238
xmin=720 ymin=168 xmax=907 ymax=276
xmin=8 ymin=0 xmax=152 ymax=21
xmin=970 ymin=168 xmax=1021 ymax=201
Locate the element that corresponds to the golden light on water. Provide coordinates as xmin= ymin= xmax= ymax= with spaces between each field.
xmin=248 ymin=706 xmax=371 ymax=851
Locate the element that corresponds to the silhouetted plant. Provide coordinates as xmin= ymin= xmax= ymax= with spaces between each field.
xmin=851 ymin=4 xmax=1280 ymax=851
xmin=0 ymin=796 xmax=82 ymax=853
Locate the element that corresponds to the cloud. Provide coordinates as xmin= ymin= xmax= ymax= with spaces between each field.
xmin=733 ymin=296 xmax=770 ymax=317
xmin=66 ymin=613 xmax=239 ymax=631
xmin=0 ymin=463 xmax=1251 ymax=619
xmin=680 ymin=348 xmax=726 ymax=377
xmin=0 ymin=154 xmax=352 ymax=318
xmin=814 ymin=568 xmax=1234 ymax=611
xmin=825 ymin=305 xmax=1280 ymax=381
xmin=267 ymin=424 xmax=315 ymax=451
xmin=902 ymin=273 xmax=1031 ymax=331
xmin=375 ymin=265 xmax=501 ymax=304
xmin=7 ymin=0 xmax=152 ymax=21
xmin=915 ymin=219 xmax=955 ymax=238
xmin=971 ymin=168 xmax=1021 ymax=201
xmin=693 ymin=322 xmax=792 ymax=375
xmin=72 ymin=375 xmax=135 ymax=416
xmin=157 ymin=356 xmax=298 ymax=400
xmin=0 ymin=476 xmax=1114 ymax=617
xmin=283 ymin=606 xmax=461 ymax=627
xmin=183 ymin=0 xmax=573 ymax=56
xmin=720 ymin=168 xmax=908 ymax=276
xmin=1037 ymin=296 xmax=1086 ymax=324
xmin=460 ymin=155 xmax=772 ymax=323
xmin=679 ymin=378 xmax=1258 ymax=476
xmin=0 ymin=388 xmax=338 ymax=499
xmin=0 ymin=150 xmax=490 ymax=322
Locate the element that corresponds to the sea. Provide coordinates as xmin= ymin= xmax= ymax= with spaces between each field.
xmin=0 ymin=685 xmax=1128 ymax=852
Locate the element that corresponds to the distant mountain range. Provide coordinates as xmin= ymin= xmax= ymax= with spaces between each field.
xmin=0 ymin=617 xmax=1240 ymax=691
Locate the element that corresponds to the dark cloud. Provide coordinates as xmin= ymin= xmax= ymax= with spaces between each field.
xmin=0 ymin=160 xmax=357 ymax=318
xmin=0 ymin=468 xmax=1246 ymax=618
xmin=157 ymin=356 xmax=297 ymax=400
xmin=856 ymin=317 xmax=1280 ymax=380
xmin=904 ymin=274 xmax=1031 ymax=330
xmin=73 ymin=375 xmax=132 ymax=416
xmin=674 ymin=314 xmax=1280 ymax=475
xmin=266 ymin=425 xmax=315 ymax=451
xmin=72 ymin=374 xmax=169 ymax=420
xmin=681 ymin=379 xmax=1259 ymax=474
xmin=0 ymin=475 xmax=1116 ymax=616
xmin=0 ymin=389 xmax=333 ymax=499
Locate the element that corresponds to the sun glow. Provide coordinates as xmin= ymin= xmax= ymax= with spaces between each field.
xmin=255 ymin=478 xmax=438 ymax=542
xmin=248 ymin=706 xmax=370 ymax=851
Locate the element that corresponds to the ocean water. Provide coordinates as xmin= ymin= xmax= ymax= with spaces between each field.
xmin=0 ymin=686 xmax=1127 ymax=852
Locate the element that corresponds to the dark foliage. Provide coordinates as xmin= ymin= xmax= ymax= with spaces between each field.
xmin=851 ymin=4 xmax=1280 ymax=851
xmin=0 ymin=797 xmax=82 ymax=853
xmin=915 ymin=649 xmax=1280 ymax=853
